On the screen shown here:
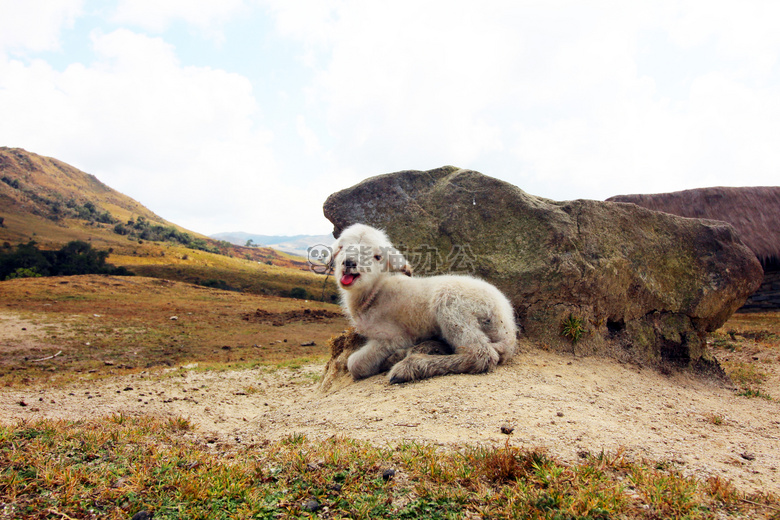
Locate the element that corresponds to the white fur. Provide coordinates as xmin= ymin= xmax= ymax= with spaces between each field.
xmin=332 ymin=223 xmax=517 ymax=383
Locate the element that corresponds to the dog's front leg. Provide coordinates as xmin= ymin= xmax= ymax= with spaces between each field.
xmin=347 ymin=339 xmax=408 ymax=380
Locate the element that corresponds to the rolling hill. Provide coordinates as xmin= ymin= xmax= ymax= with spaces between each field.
xmin=0 ymin=147 xmax=338 ymax=301
xmin=210 ymin=231 xmax=334 ymax=257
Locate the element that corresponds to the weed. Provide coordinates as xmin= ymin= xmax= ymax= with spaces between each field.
xmin=728 ymin=362 xmax=767 ymax=387
xmin=166 ymin=416 xmax=194 ymax=431
xmin=737 ymin=388 xmax=772 ymax=399
xmin=561 ymin=313 xmax=586 ymax=344
xmin=724 ymin=361 xmax=772 ymax=399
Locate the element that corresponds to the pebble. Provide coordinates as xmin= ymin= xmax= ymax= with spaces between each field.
xmin=382 ymin=468 xmax=396 ymax=480
xmin=301 ymin=498 xmax=320 ymax=512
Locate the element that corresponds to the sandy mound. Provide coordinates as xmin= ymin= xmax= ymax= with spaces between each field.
xmin=3 ymin=349 xmax=778 ymax=496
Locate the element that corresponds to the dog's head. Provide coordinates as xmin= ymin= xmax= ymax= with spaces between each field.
xmin=332 ymin=224 xmax=412 ymax=292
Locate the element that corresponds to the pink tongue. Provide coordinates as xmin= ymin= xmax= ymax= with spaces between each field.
xmin=341 ymin=273 xmax=357 ymax=286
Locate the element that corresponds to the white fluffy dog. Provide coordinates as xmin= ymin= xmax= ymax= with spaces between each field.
xmin=332 ymin=223 xmax=517 ymax=384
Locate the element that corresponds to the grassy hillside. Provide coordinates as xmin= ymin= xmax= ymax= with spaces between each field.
xmin=0 ymin=147 xmax=173 ymax=228
xmin=0 ymin=147 xmax=338 ymax=301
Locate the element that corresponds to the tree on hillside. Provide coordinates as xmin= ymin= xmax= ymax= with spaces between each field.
xmin=0 ymin=241 xmax=130 ymax=280
xmin=246 ymin=239 xmax=255 ymax=247
xmin=0 ymin=242 xmax=52 ymax=278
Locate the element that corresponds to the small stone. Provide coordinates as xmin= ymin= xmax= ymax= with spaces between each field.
xmin=130 ymin=510 xmax=153 ymax=520
xmin=556 ymin=411 xmax=564 ymax=417
xmin=169 ymin=316 xmax=178 ymax=320
xmin=382 ymin=468 xmax=396 ymax=480
xmin=301 ymin=498 xmax=320 ymax=512
xmin=329 ymin=482 xmax=343 ymax=492
xmin=740 ymin=452 xmax=756 ymax=461
xmin=301 ymin=341 xmax=316 ymax=346
xmin=500 ymin=424 xmax=514 ymax=435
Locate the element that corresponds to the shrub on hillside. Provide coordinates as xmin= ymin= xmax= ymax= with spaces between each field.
xmin=199 ymin=279 xmax=239 ymax=291
xmin=0 ymin=241 xmax=132 ymax=280
xmin=289 ymin=287 xmax=308 ymax=300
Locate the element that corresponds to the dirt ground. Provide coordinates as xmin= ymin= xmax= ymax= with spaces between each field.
xmin=2 ymin=322 xmax=779 ymax=497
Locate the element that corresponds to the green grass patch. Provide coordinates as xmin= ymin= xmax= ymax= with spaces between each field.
xmin=0 ymin=417 xmax=772 ymax=519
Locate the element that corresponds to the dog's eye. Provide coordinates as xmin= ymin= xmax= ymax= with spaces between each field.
xmin=374 ymin=254 xmax=381 ymax=261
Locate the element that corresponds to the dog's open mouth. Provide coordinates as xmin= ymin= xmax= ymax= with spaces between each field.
xmin=340 ymin=272 xmax=360 ymax=286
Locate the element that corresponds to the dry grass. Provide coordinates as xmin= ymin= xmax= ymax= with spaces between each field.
xmin=0 ymin=275 xmax=346 ymax=386
xmin=711 ymin=312 xmax=780 ymax=401
xmin=1 ymin=417 xmax=775 ymax=519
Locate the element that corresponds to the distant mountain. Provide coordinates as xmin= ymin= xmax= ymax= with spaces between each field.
xmin=0 ymin=147 xmax=173 ymax=228
xmin=211 ymin=232 xmax=334 ymax=258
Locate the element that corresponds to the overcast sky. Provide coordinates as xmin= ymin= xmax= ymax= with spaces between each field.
xmin=1 ymin=1 xmax=779 ymax=236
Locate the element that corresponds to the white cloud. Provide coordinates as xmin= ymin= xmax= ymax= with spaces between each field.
xmin=296 ymin=115 xmax=323 ymax=155
xmin=665 ymin=0 xmax=780 ymax=81
xmin=264 ymin=1 xmax=780 ymax=202
xmin=0 ymin=28 xmax=299 ymax=234
xmin=112 ymin=0 xmax=247 ymax=40
xmin=0 ymin=0 xmax=83 ymax=54
xmin=3 ymin=1 xmax=780 ymax=235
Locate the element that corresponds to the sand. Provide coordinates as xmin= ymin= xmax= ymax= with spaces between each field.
xmin=2 ymin=346 xmax=778 ymax=496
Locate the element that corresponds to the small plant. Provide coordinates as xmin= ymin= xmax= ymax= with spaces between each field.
xmin=737 ymin=388 xmax=772 ymax=399
xmin=167 ymin=416 xmax=194 ymax=431
xmin=561 ymin=314 xmax=586 ymax=344
xmin=704 ymin=413 xmax=725 ymax=425
xmin=243 ymin=385 xmax=263 ymax=395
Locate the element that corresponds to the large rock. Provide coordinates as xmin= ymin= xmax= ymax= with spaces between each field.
xmin=323 ymin=167 xmax=763 ymax=372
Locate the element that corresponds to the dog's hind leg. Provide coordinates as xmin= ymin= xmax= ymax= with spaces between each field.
xmin=348 ymin=338 xmax=411 ymax=380
xmin=387 ymin=350 xmax=493 ymax=383
xmin=388 ymin=315 xmax=502 ymax=384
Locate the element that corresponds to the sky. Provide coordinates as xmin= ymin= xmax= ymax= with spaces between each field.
xmin=1 ymin=1 xmax=779 ymax=236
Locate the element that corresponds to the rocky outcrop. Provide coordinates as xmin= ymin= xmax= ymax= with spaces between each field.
xmin=323 ymin=167 xmax=763 ymax=373
xmin=608 ymin=186 xmax=780 ymax=311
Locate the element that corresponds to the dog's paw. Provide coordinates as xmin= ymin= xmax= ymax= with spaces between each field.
xmin=387 ymin=358 xmax=416 ymax=384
